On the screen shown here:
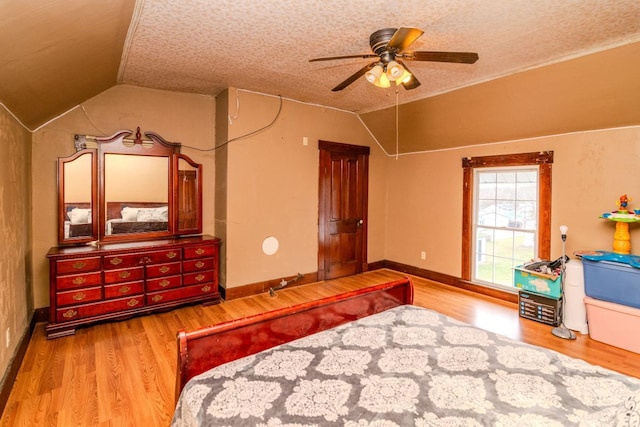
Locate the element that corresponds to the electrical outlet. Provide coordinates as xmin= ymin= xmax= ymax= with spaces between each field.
xmin=420 ymin=251 xmax=426 ymax=260
xmin=302 ymin=136 xmax=309 ymax=146
xmin=5 ymin=328 xmax=9 ymax=348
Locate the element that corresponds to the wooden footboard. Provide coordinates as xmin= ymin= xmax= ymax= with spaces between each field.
xmin=175 ymin=277 xmax=414 ymax=401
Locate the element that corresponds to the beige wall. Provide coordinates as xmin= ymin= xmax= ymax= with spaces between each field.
xmin=31 ymin=85 xmax=216 ymax=308
xmin=24 ymin=81 xmax=640 ymax=307
xmin=0 ymin=106 xmax=31 ymax=381
xmin=221 ymin=89 xmax=387 ymax=288
xmin=384 ymin=126 xmax=640 ymax=276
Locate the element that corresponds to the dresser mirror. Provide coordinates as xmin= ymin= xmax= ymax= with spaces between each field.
xmin=57 ymin=128 xmax=203 ymax=245
xmin=176 ymin=156 xmax=202 ymax=235
xmin=58 ymin=150 xmax=98 ymax=243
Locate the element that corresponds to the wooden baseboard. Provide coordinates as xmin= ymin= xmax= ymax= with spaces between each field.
xmin=380 ymin=260 xmax=518 ymax=303
xmin=33 ymin=307 xmax=48 ymax=323
xmin=221 ymin=261 xmax=516 ymax=304
xmin=221 ymin=272 xmax=319 ymax=300
xmin=0 ymin=311 xmax=39 ymax=417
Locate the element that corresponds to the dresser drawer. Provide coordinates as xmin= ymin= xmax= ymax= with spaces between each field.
xmin=56 ymin=257 xmax=101 ymax=275
xmin=145 ymin=248 xmax=181 ymax=264
xmin=57 ymin=286 xmax=102 ymax=307
xmin=104 ymin=281 xmax=144 ymax=299
xmin=146 ymin=282 xmax=216 ymax=306
xmin=183 ymin=257 xmax=214 ymax=272
xmin=104 ymin=249 xmax=182 ymax=269
xmin=146 ymin=261 xmax=181 ymax=278
xmin=103 ymin=253 xmax=148 ymax=269
xmin=56 ymin=272 xmax=102 ymax=291
xmin=184 ymin=244 xmax=216 ymax=259
xmin=146 ymin=275 xmax=181 ymax=292
xmin=55 ymin=295 xmax=144 ymax=323
xmin=183 ymin=270 xmax=214 ymax=286
xmin=104 ymin=267 xmax=144 ymax=284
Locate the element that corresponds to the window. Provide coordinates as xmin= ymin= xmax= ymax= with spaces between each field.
xmin=461 ymin=152 xmax=553 ymax=290
xmin=474 ymin=168 xmax=537 ymax=286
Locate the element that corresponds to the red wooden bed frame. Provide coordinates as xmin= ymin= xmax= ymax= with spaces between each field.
xmin=175 ymin=277 xmax=414 ymax=401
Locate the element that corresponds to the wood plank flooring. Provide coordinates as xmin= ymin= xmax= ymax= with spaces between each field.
xmin=2 ymin=269 xmax=639 ymax=426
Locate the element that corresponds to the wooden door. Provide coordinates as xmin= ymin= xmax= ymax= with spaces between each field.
xmin=318 ymin=141 xmax=369 ymax=280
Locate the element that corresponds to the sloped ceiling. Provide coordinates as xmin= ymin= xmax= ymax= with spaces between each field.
xmin=0 ymin=0 xmax=136 ymax=129
xmin=361 ymin=41 xmax=640 ymax=154
xmin=1 ymin=0 xmax=639 ymax=150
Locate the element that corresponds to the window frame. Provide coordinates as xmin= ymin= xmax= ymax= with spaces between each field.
xmin=461 ymin=151 xmax=553 ymax=282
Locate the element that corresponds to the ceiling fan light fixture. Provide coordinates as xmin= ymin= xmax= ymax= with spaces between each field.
xmin=386 ymin=60 xmax=404 ymax=81
xmin=365 ymin=64 xmax=384 ymax=83
xmin=395 ymin=68 xmax=412 ymax=85
xmin=376 ymin=72 xmax=391 ymax=88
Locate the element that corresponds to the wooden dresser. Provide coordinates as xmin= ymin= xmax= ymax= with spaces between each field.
xmin=46 ymin=235 xmax=221 ymax=339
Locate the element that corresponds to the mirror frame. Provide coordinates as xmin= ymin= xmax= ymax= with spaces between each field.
xmin=57 ymin=150 xmax=98 ymax=245
xmin=57 ymin=128 xmax=203 ymax=245
xmin=174 ymin=154 xmax=203 ymax=236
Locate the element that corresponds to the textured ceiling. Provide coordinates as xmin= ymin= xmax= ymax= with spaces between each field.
xmin=120 ymin=0 xmax=640 ymax=114
xmin=1 ymin=0 xmax=640 ymax=130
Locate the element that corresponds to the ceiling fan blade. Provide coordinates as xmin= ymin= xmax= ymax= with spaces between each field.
xmin=397 ymin=61 xmax=421 ymax=90
xmin=331 ymin=63 xmax=375 ymax=91
xmin=309 ymin=54 xmax=377 ymax=62
xmin=405 ymin=51 xmax=479 ymax=64
xmin=387 ymin=27 xmax=424 ymax=53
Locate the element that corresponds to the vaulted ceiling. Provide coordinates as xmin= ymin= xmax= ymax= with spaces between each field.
xmin=2 ymin=0 xmax=639 ymax=151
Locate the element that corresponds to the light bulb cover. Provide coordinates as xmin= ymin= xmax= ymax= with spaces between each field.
xmin=386 ymin=61 xmax=404 ymax=81
xmin=560 ymin=225 xmax=568 ymax=235
xmin=365 ymin=65 xmax=383 ymax=83
xmin=395 ymin=68 xmax=412 ymax=85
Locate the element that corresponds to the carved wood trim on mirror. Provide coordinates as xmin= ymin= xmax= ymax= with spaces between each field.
xmin=58 ymin=127 xmax=203 ymax=245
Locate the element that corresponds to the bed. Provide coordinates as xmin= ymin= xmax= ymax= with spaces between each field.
xmin=63 ymin=202 xmax=92 ymax=238
xmin=172 ymin=277 xmax=640 ymax=426
xmin=104 ymin=201 xmax=169 ymax=235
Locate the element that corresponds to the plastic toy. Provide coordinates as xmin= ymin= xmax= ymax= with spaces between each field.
xmin=600 ymin=194 xmax=640 ymax=254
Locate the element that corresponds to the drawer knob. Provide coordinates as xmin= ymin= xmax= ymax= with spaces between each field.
xmin=110 ymin=257 xmax=123 ymax=266
xmin=166 ymin=251 xmax=177 ymax=259
xmin=72 ymin=261 xmax=86 ymax=270
xmin=195 ymin=261 xmax=205 ymax=268
xmin=127 ymin=299 xmax=139 ymax=307
xmin=195 ymin=248 xmax=205 ymax=255
xmin=62 ymin=309 xmax=78 ymax=319
xmin=159 ymin=279 xmax=170 ymax=288
xmin=152 ymin=295 xmax=163 ymax=302
xmin=119 ymin=285 xmax=131 ymax=294
xmin=195 ymin=274 xmax=205 ymax=282
xmin=119 ymin=271 xmax=131 ymax=279
xmin=72 ymin=277 xmax=86 ymax=285
xmin=201 ymin=285 xmax=211 ymax=293
xmin=159 ymin=266 xmax=170 ymax=274
xmin=72 ymin=292 xmax=86 ymax=301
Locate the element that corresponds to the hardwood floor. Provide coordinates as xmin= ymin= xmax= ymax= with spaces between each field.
xmin=2 ymin=268 xmax=639 ymax=426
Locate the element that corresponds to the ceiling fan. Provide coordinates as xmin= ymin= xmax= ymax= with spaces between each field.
xmin=309 ymin=27 xmax=479 ymax=91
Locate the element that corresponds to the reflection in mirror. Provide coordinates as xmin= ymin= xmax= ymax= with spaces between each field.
xmin=104 ymin=154 xmax=169 ymax=236
xmin=62 ymin=152 xmax=94 ymax=241
xmin=177 ymin=156 xmax=202 ymax=234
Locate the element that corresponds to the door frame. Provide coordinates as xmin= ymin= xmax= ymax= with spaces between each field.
xmin=318 ymin=140 xmax=370 ymax=280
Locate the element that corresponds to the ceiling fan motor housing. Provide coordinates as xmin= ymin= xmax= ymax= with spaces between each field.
xmin=369 ymin=28 xmax=398 ymax=61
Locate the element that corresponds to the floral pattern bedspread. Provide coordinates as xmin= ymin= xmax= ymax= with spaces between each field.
xmin=172 ymin=305 xmax=640 ymax=426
